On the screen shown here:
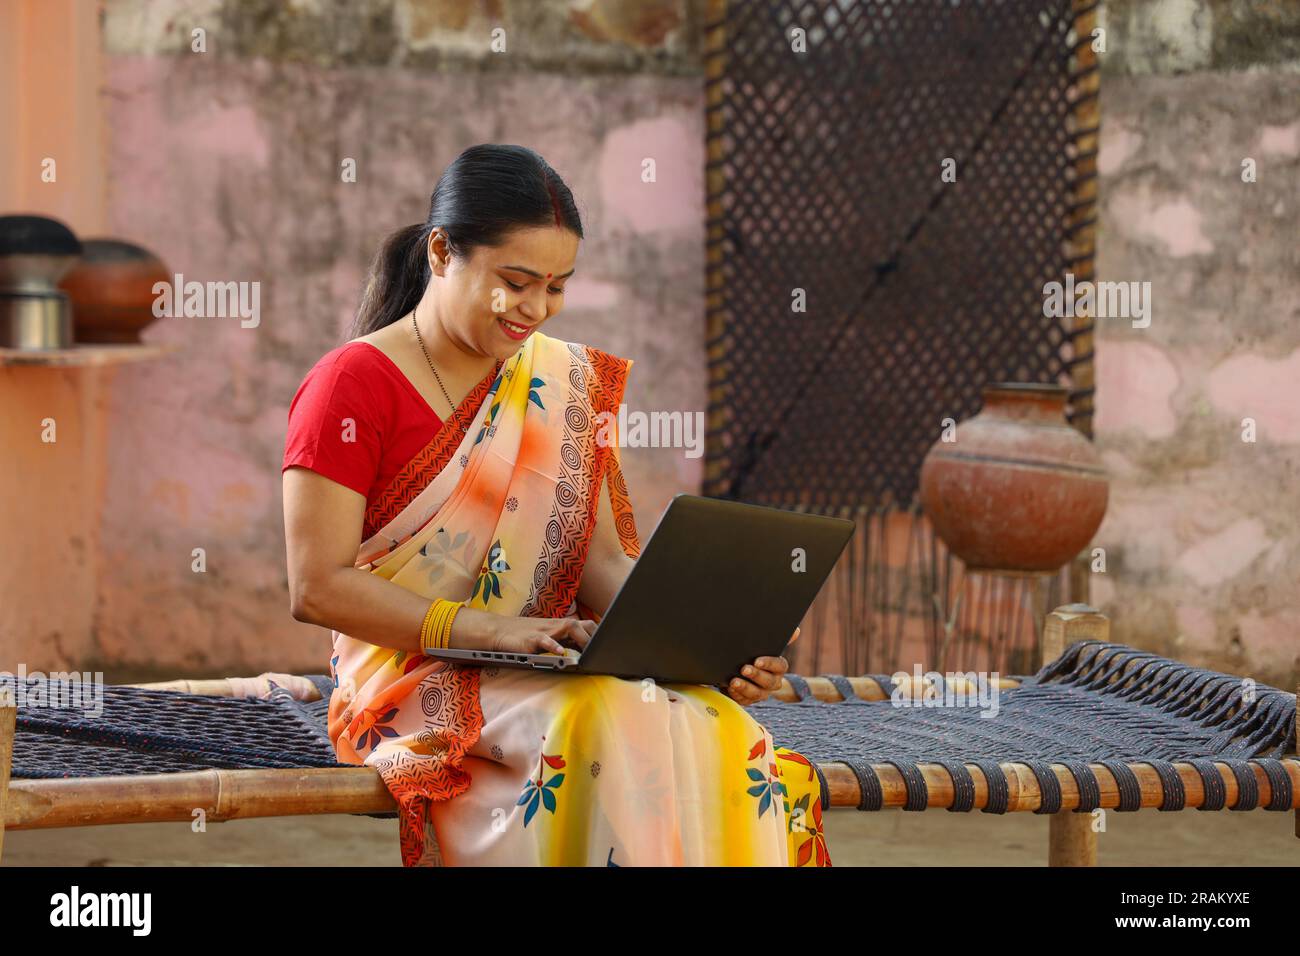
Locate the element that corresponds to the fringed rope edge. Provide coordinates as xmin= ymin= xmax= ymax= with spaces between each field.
xmin=1035 ymin=640 xmax=1297 ymax=759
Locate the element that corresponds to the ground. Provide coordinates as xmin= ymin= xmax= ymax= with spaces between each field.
xmin=5 ymin=805 xmax=1297 ymax=866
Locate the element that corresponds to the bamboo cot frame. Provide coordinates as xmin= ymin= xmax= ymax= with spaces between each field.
xmin=2 ymin=606 xmax=1297 ymax=866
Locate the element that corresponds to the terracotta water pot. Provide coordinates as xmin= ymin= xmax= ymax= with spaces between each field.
xmin=918 ymin=383 xmax=1108 ymax=573
xmin=59 ymin=239 xmax=169 ymax=344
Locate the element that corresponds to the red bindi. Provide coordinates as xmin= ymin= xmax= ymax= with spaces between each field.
xmin=546 ymin=273 xmax=552 ymax=278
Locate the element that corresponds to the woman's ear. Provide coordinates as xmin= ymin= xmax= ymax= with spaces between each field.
xmin=427 ymin=229 xmax=450 ymax=277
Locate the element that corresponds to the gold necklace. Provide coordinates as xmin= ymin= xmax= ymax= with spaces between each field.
xmin=410 ymin=310 xmax=455 ymax=411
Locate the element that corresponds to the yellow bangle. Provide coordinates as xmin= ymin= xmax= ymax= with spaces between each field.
xmin=419 ymin=601 xmax=440 ymax=652
xmin=420 ymin=598 xmax=462 ymax=653
xmin=434 ymin=599 xmax=457 ymax=650
xmin=439 ymin=600 xmax=461 ymax=649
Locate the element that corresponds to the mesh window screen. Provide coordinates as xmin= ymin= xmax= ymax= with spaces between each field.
xmin=704 ymin=0 xmax=1097 ymax=506
xmin=702 ymin=0 xmax=1100 ymax=674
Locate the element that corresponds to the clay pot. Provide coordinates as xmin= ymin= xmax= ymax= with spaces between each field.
xmin=59 ymin=239 xmax=170 ymax=344
xmin=918 ymin=383 xmax=1108 ymax=573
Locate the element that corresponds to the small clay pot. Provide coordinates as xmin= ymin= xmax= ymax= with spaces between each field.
xmin=918 ymin=383 xmax=1108 ymax=573
xmin=59 ymin=239 xmax=170 ymax=344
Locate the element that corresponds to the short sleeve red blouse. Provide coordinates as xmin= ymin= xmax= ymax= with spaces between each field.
xmin=282 ymin=341 xmax=444 ymax=513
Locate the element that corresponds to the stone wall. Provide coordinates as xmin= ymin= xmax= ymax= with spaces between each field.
xmin=1092 ymin=0 xmax=1299 ymax=685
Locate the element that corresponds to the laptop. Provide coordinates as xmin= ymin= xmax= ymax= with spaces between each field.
xmin=424 ymin=493 xmax=855 ymax=686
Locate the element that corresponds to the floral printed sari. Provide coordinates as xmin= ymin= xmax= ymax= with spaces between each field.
xmin=326 ymin=331 xmax=830 ymax=866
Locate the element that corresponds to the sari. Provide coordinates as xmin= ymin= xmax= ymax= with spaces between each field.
xmin=325 ymin=331 xmax=831 ymax=867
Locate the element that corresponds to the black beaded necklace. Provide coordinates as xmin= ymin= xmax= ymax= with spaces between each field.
xmin=410 ymin=309 xmax=454 ymax=411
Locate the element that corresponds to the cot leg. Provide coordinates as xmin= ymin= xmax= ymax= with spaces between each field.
xmin=1049 ymin=812 xmax=1097 ymax=867
xmin=0 ymin=697 xmax=15 ymax=864
xmin=1043 ymin=604 xmax=1106 ymax=867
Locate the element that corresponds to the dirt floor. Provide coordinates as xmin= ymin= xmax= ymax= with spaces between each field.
xmin=5 ymin=805 xmax=1298 ymax=866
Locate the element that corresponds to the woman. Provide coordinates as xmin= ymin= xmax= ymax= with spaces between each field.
xmin=282 ymin=144 xmax=830 ymax=867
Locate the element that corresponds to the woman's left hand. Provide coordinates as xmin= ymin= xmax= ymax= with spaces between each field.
xmin=722 ymin=627 xmax=799 ymax=706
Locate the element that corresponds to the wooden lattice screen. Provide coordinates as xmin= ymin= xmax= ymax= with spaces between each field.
xmin=703 ymin=0 xmax=1100 ymax=676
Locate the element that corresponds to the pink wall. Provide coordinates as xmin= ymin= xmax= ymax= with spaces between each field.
xmin=7 ymin=2 xmax=1296 ymax=693
xmin=1091 ymin=70 xmax=1300 ymax=685
xmin=87 ymin=55 xmax=705 ymax=678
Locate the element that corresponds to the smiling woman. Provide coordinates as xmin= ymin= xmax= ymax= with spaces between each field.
xmin=280 ymin=144 xmax=826 ymax=867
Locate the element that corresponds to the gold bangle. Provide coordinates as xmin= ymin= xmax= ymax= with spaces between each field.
xmin=439 ymin=600 xmax=462 ymax=650
xmin=420 ymin=598 xmax=463 ymax=653
xmin=419 ymin=600 xmax=441 ymax=654
xmin=430 ymin=599 xmax=452 ymax=651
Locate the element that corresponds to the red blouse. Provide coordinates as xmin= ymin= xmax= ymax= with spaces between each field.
xmin=282 ymin=341 xmax=444 ymax=513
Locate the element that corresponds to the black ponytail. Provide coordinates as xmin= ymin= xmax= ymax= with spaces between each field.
xmin=350 ymin=144 xmax=583 ymax=339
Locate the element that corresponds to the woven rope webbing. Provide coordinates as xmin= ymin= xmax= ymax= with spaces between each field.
xmin=10 ymin=644 xmax=1295 ymax=819
xmin=752 ymin=641 xmax=1297 ymax=812
xmin=10 ymin=676 xmax=341 ymax=778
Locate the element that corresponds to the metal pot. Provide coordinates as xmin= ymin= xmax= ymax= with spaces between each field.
xmin=0 ymin=215 xmax=82 ymax=349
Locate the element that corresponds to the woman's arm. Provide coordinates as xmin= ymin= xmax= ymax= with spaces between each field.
xmin=284 ymin=467 xmax=592 ymax=653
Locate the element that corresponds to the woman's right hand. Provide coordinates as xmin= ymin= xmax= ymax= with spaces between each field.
xmin=453 ymin=608 xmax=596 ymax=656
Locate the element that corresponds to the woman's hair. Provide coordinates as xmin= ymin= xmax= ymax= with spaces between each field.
xmin=350 ymin=144 xmax=583 ymax=339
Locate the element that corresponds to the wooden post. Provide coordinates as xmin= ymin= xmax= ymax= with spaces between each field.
xmin=1069 ymin=549 xmax=1091 ymax=607
xmin=1028 ymin=574 xmax=1051 ymax=672
xmin=0 ymin=693 xmax=15 ymax=863
xmin=702 ymin=0 xmax=732 ymax=497
xmin=1043 ymin=0 xmax=1103 ymax=867
xmin=1044 ymin=604 xmax=1105 ymax=866
xmin=1065 ymin=0 xmax=1100 ymax=442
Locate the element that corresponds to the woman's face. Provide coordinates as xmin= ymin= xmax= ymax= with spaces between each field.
xmin=430 ymin=224 xmax=579 ymax=361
